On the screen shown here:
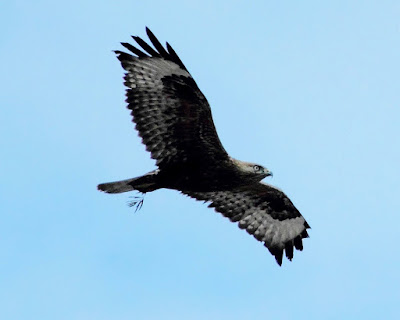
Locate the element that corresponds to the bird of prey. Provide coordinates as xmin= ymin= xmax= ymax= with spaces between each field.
xmin=98 ymin=28 xmax=310 ymax=265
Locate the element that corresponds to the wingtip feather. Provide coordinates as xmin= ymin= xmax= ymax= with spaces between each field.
xmin=285 ymin=241 xmax=294 ymax=261
xmin=267 ymin=246 xmax=283 ymax=266
xmin=301 ymin=229 xmax=310 ymax=238
xmin=293 ymin=235 xmax=304 ymax=251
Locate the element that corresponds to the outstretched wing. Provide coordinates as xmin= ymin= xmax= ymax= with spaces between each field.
xmin=184 ymin=182 xmax=310 ymax=265
xmin=115 ymin=27 xmax=229 ymax=168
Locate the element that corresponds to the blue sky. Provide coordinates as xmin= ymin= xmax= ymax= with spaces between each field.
xmin=1 ymin=1 xmax=399 ymax=319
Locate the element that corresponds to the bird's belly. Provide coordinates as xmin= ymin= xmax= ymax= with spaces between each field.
xmin=158 ymin=165 xmax=244 ymax=192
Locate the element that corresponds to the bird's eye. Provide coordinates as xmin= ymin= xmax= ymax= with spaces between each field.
xmin=253 ymin=165 xmax=261 ymax=172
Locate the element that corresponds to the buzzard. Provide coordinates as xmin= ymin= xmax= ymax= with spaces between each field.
xmin=98 ymin=28 xmax=310 ymax=265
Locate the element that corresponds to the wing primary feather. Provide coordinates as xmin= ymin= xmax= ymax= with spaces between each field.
xmin=166 ymin=42 xmax=187 ymax=71
xmin=276 ymin=250 xmax=283 ymax=266
xmin=267 ymin=246 xmax=283 ymax=266
xmin=145 ymin=27 xmax=169 ymax=58
xmin=114 ymin=50 xmax=135 ymax=62
xmin=301 ymin=229 xmax=310 ymax=238
xmin=132 ymin=36 xmax=161 ymax=57
xmin=120 ymin=42 xmax=148 ymax=58
xmin=273 ymin=250 xmax=283 ymax=266
xmin=285 ymin=241 xmax=294 ymax=261
xmin=293 ymin=235 xmax=304 ymax=251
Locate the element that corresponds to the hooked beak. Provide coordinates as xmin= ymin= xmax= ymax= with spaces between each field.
xmin=265 ymin=169 xmax=273 ymax=178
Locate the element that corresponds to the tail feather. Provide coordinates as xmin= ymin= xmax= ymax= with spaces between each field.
xmin=98 ymin=177 xmax=138 ymax=194
xmin=98 ymin=170 xmax=160 ymax=194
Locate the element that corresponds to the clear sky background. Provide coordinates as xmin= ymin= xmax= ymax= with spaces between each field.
xmin=1 ymin=1 xmax=399 ymax=319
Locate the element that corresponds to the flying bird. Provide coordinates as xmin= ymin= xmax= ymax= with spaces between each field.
xmin=98 ymin=28 xmax=310 ymax=265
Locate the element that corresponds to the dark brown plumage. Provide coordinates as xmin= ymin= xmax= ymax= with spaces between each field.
xmin=98 ymin=28 xmax=310 ymax=265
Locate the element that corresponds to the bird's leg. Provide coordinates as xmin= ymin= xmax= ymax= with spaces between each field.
xmin=127 ymin=192 xmax=145 ymax=212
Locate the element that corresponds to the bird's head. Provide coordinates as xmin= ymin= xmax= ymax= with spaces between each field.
xmin=232 ymin=159 xmax=273 ymax=182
